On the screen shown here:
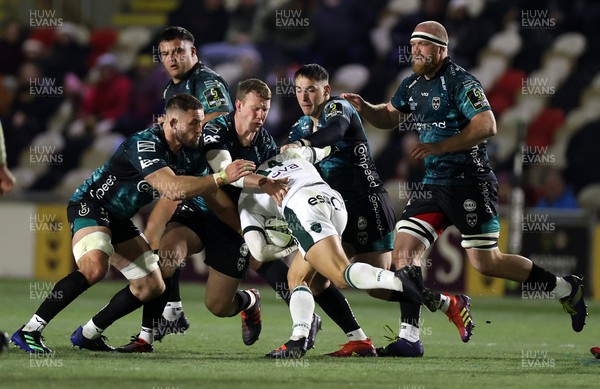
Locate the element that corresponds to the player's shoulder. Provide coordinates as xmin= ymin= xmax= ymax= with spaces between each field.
xmin=126 ymin=125 xmax=165 ymax=151
xmin=322 ymin=97 xmax=354 ymax=120
xmin=194 ymin=62 xmax=227 ymax=83
xmin=291 ymin=115 xmax=312 ymax=131
xmin=445 ymin=59 xmax=481 ymax=86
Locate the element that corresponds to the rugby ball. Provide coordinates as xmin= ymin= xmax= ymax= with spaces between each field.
xmin=264 ymin=217 xmax=294 ymax=248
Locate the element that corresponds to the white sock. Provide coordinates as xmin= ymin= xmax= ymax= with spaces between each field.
xmin=346 ymin=328 xmax=368 ymax=341
xmin=439 ymin=294 xmax=451 ymax=313
xmin=289 ymin=286 xmax=314 ymax=341
xmin=23 ymin=314 xmax=47 ymax=332
xmin=163 ymin=301 xmax=183 ymax=321
xmin=244 ymin=289 xmax=257 ymax=310
xmin=139 ymin=326 xmax=153 ymax=344
xmin=399 ymin=322 xmax=420 ymax=343
xmin=82 ymin=319 xmax=104 ymax=339
xmin=344 ymin=263 xmax=403 ymax=291
xmin=552 ymin=277 xmax=572 ymax=299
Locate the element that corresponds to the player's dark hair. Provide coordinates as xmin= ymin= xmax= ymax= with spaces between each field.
xmin=159 ymin=26 xmax=194 ymax=44
xmin=165 ymin=93 xmax=203 ymax=112
xmin=294 ymin=64 xmax=329 ymax=82
xmin=237 ymin=78 xmax=271 ymax=101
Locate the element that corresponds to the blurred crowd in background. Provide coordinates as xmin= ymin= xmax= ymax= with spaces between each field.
xmin=1 ymin=0 xmax=599 ymax=216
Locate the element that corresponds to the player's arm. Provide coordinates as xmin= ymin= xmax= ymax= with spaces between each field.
xmin=341 ymin=93 xmax=407 ymax=129
xmin=206 ymin=148 xmax=288 ymax=195
xmin=144 ymin=160 xmax=255 ymax=200
xmin=410 ymin=110 xmax=496 ymax=159
xmin=243 ymin=229 xmax=297 ymax=262
xmin=145 ymin=198 xmax=179 ymax=250
xmin=202 ymin=188 xmax=242 ymax=232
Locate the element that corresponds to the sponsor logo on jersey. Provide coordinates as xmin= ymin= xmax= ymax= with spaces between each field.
xmin=203 ymin=134 xmax=221 ymax=144
xmin=324 ymin=102 xmax=343 ymax=120
xmin=463 ymin=199 xmax=477 ymax=212
xmin=357 ymin=216 xmax=367 ymax=230
xmin=354 ymin=144 xmax=379 ymax=188
xmin=307 ymin=194 xmax=343 ymax=211
xmin=204 ymin=87 xmax=227 ymax=109
xmin=139 ymin=157 xmax=161 ymax=170
xmin=240 ymin=242 xmax=249 ymax=257
xmin=466 ymin=87 xmax=490 ymax=110
xmin=90 ymin=175 xmax=117 ymax=200
xmin=466 ymin=213 xmax=478 ymax=227
xmin=408 ymin=97 xmax=417 ymax=110
xmin=137 ymin=141 xmax=156 ymax=152
xmin=136 ymin=180 xmax=158 ymax=197
xmin=78 ymin=202 xmax=89 ymax=217
xmin=203 ymin=122 xmax=220 ymax=134
xmin=432 ymin=97 xmax=441 ymax=110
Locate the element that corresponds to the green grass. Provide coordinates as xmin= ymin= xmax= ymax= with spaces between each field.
xmin=1 ymin=279 xmax=598 ymax=388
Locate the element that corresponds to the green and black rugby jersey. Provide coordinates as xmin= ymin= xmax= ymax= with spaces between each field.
xmin=288 ymin=96 xmax=385 ymax=199
xmin=391 ymin=58 xmax=495 ymax=185
xmin=70 ymin=125 xmax=210 ymax=218
xmin=163 ymin=62 xmax=233 ymax=115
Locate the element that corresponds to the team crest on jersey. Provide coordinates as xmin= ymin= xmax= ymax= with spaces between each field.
xmin=237 ymin=257 xmax=247 ymax=272
xmin=310 ymin=222 xmax=322 ymax=233
xmin=240 ymin=243 xmax=249 ymax=257
xmin=324 ymin=102 xmax=343 ymax=120
xmin=204 ymin=134 xmax=221 ymax=144
xmin=357 ymin=232 xmax=368 ymax=245
xmin=466 ymin=213 xmax=478 ymax=227
xmin=432 ymin=97 xmax=441 ymax=110
xmin=137 ymin=141 xmax=156 ymax=152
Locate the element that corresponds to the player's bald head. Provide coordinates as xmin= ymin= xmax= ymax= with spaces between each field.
xmin=411 ymin=21 xmax=448 ymax=48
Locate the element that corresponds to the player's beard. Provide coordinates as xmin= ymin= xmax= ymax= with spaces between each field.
xmin=411 ymin=57 xmax=438 ymax=76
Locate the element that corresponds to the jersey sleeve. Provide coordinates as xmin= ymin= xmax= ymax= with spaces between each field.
xmin=390 ymin=77 xmax=413 ymax=113
xmin=454 ymin=78 xmax=491 ymax=120
xmin=202 ymin=119 xmax=229 ymax=152
xmin=322 ymin=99 xmax=352 ymax=126
xmin=197 ymin=78 xmax=233 ymax=115
xmin=123 ymin=134 xmax=170 ymax=177
xmin=288 ymin=118 xmax=307 ymax=143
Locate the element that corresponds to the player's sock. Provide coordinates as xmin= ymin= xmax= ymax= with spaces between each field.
xmin=314 ymin=284 xmax=361 ymax=334
xmin=142 ymin=277 xmax=171 ymax=333
xmin=256 ymin=260 xmax=291 ymax=305
xmin=33 ymin=270 xmax=90 ymax=326
xmin=230 ymin=290 xmax=257 ymax=316
xmin=399 ymin=321 xmax=421 ymax=343
xmin=23 ymin=314 xmax=48 ymax=333
xmin=92 ymin=286 xmax=144 ymax=330
xmin=82 ymin=318 xmax=104 ymax=339
xmin=162 ymin=268 xmax=183 ymax=320
xmin=343 ymin=263 xmax=403 ymax=291
xmin=290 ymin=286 xmax=313 ymax=340
xmin=438 ymin=294 xmax=451 ymax=313
xmin=523 ymin=263 xmax=557 ymax=292
xmin=346 ymin=328 xmax=368 ymax=341
xmin=552 ymin=277 xmax=572 ymax=299
xmin=163 ymin=302 xmax=182 ymax=321
xmin=139 ymin=326 xmax=153 ymax=344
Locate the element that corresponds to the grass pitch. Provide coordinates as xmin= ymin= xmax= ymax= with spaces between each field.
xmin=1 ymin=278 xmax=598 ymax=388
